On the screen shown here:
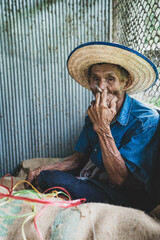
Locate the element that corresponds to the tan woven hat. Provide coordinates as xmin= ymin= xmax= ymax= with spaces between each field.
xmin=67 ymin=42 xmax=158 ymax=94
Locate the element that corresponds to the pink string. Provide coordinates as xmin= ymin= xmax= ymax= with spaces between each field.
xmin=34 ymin=205 xmax=48 ymax=240
xmin=43 ymin=186 xmax=72 ymax=200
xmin=0 ymin=175 xmax=86 ymax=240
xmin=1 ymin=174 xmax=13 ymax=195
xmin=0 ymin=185 xmax=11 ymax=195
xmin=0 ymin=192 xmax=86 ymax=207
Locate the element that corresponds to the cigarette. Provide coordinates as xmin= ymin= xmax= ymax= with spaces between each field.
xmin=95 ymin=85 xmax=102 ymax=93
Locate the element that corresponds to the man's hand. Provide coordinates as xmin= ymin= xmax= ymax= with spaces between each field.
xmin=25 ymin=166 xmax=45 ymax=189
xmin=87 ymin=89 xmax=118 ymax=134
xmin=24 ymin=152 xmax=87 ymax=189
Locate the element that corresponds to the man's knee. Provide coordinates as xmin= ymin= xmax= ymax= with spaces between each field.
xmin=38 ymin=170 xmax=74 ymax=191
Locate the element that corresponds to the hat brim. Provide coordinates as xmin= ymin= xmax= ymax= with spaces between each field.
xmin=67 ymin=42 xmax=158 ymax=94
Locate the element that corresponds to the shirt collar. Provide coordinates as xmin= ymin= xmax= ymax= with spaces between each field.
xmin=116 ymin=94 xmax=132 ymax=126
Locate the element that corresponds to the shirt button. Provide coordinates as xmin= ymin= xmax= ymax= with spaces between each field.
xmin=94 ymin=149 xmax=97 ymax=152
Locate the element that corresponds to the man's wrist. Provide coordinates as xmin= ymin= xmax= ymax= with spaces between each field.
xmin=96 ymin=125 xmax=112 ymax=137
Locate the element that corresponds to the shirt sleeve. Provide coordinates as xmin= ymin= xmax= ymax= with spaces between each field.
xmin=119 ymin=125 xmax=158 ymax=184
xmin=74 ymin=116 xmax=92 ymax=154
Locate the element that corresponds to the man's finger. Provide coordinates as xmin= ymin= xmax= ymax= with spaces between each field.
xmin=100 ymin=89 xmax=107 ymax=106
xmin=109 ymin=97 xmax=117 ymax=114
xmin=106 ymin=93 xmax=114 ymax=106
xmin=91 ymin=100 xmax=95 ymax=107
xmin=95 ymin=92 xmax=100 ymax=107
xmin=25 ymin=172 xmax=35 ymax=189
xmin=87 ymin=108 xmax=95 ymax=123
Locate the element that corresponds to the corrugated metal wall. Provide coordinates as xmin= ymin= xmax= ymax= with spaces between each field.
xmin=0 ymin=0 xmax=111 ymax=176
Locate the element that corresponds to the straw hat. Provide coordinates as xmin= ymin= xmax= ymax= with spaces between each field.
xmin=67 ymin=42 xmax=158 ymax=94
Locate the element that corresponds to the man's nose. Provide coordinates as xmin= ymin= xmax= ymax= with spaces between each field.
xmin=98 ymin=78 xmax=107 ymax=90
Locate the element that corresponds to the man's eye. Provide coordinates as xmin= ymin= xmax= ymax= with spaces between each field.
xmin=93 ymin=76 xmax=99 ymax=81
xmin=108 ymin=77 xmax=114 ymax=81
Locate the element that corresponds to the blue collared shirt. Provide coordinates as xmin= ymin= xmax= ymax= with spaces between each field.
xmin=75 ymin=94 xmax=159 ymax=188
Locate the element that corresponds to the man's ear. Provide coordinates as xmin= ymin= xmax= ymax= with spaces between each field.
xmin=123 ymin=76 xmax=132 ymax=90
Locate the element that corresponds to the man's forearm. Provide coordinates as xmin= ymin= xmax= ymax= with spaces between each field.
xmin=40 ymin=152 xmax=87 ymax=172
xmin=97 ymin=126 xmax=128 ymax=185
xmin=25 ymin=152 xmax=88 ymax=189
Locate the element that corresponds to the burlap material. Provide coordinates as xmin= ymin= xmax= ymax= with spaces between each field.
xmin=17 ymin=157 xmax=68 ymax=178
xmin=74 ymin=203 xmax=160 ymax=240
xmin=150 ymin=205 xmax=160 ymax=220
xmin=0 ymin=177 xmax=25 ymax=191
xmin=0 ymin=191 xmax=60 ymax=240
xmin=0 ymin=158 xmax=158 ymax=239
xmin=0 ymin=195 xmax=160 ymax=240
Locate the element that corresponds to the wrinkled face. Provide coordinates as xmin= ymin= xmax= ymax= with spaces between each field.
xmin=89 ymin=63 xmax=128 ymax=99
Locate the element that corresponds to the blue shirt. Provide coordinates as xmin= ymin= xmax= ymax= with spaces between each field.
xmin=75 ymin=94 xmax=159 ymax=189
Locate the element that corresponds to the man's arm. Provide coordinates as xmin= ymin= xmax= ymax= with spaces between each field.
xmin=25 ymin=152 xmax=88 ymax=188
xmin=96 ymin=126 xmax=128 ymax=185
xmin=87 ymin=90 xmax=128 ymax=185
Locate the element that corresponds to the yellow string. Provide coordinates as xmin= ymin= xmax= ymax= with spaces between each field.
xmin=45 ymin=191 xmax=59 ymax=198
xmin=12 ymin=180 xmax=64 ymax=200
xmin=13 ymin=180 xmax=43 ymax=196
xmin=0 ymin=180 xmax=69 ymax=240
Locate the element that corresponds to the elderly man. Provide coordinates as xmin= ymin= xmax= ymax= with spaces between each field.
xmin=26 ymin=42 xmax=159 ymax=212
